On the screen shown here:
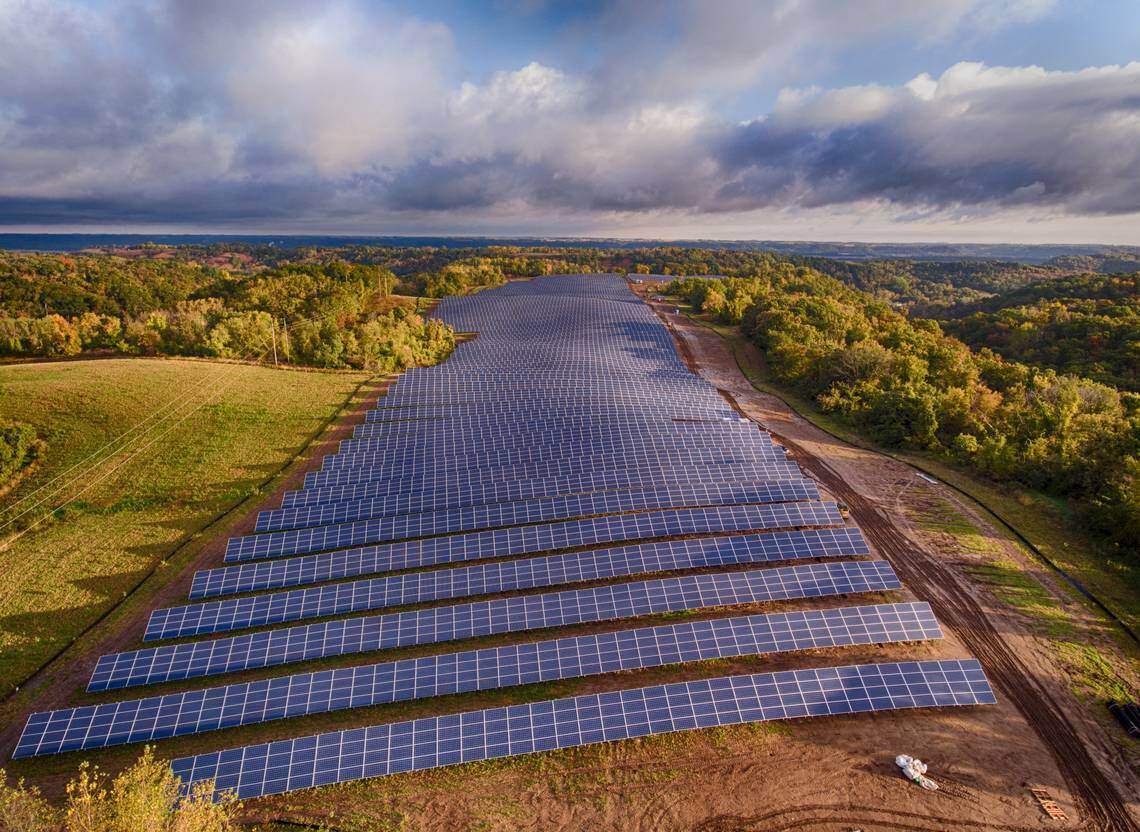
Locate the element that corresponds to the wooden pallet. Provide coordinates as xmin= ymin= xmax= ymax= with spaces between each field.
xmin=1029 ymin=787 xmax=1068 ymax=821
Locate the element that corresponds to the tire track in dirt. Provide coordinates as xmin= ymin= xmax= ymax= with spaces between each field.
xmin=643 ymin=292 xmax=1137 ymax=832
xmin=695 ymin=803 xmax=1042 ymax=832
xmin=785 ymin=444 xmax=1135 ymax=832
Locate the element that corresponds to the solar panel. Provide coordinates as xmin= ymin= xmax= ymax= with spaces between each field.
xmin=331 ymin=424 xmax=777 ymax=451
xmin=362 ymin=403 xmax=736 ymax=424
xmin=373 ymin=391 xmax=729 ymax=410
xmin=303 ymin=451 xmax=802 ymax=490
xmin=91 ymin=560 xmax=900 ymax=690
xmin=223 ymin=502 xmax=845 ymax=563
xmin=350 ymin=412 xmax=756 ymax=440
xmin=283 ymin=462 xmax=796 ymax=511
xmin=237 ymin=481 xmax=819 ymax=551
xmin=159 ymin=528 xmax=872 ymax=639
xmin=197 ymin=526 xmax=869 ymax=600
xmin=166 ymin=659 xmax=995 ymax=800
xmin=15 ymin=602 xmax=941 ymax=758
xmin=337 ymin=424 xmax=775 ymax=456
xmin=315 ymin=443 xmax=789 ymax=482
xmin=258 ymin=474 xmax=811 ymax=531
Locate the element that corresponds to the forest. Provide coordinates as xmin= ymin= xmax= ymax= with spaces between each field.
xmin=667 ymin=266 xmax=1139 ymax=554
xmin=933 ymin=274 xmax=1138 ymax=391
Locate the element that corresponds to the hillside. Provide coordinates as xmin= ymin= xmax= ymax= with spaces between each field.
xmin=0 ymin=359 xmax=368 ymax=691
xmin=935 ymin=274 xmax=1140 ymax=391
xmin=668 ymin=267 xmax=1140 ymax=555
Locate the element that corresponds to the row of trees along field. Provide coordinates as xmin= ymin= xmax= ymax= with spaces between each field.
xmin=667 ymin=266 xmax=1140 ymax=553
xmin=0 ymin=249 xmax=602 ymax=365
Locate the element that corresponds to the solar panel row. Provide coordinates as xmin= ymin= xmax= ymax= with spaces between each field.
xmin=233 ymin=481 xmax=820 ymax=556
xmin=167 ymin=659 xmax=995 ymax=800
xmin=303 ymin=451 xmax=803 ymax=490
xmin=351 ymin=411 xmax=749 ymax=439
xmin=337 ymin=423 xmax=776 ymax=455
xmin=224 ymin=502 xmax=846 ymax=564
xmin=258 ymin=477 xmax=816 ymax=533
xmin=197 ymin=527 xmax=870 ymax=601
xmin=334 ymin=420 xmax=777 ymax=450
xmin=282 ymin=462 xmax=798 ymax=511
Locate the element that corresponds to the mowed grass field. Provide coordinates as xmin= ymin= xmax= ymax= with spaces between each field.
xmin=0 ymin=358 xmax=369 ymax=693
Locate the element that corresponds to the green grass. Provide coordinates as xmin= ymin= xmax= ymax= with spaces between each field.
xmin=963 ymin=561 xmax=1078 ymax=638
xmin=0 ymin=358 xmax=368 ymax=693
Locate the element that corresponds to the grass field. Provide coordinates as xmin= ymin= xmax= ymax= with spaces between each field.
xmin=0 ymin=358 xmax=369 ymax=693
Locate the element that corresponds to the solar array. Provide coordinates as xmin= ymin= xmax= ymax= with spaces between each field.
xmin=225 ymin=499 xmax=842 ymax=562
xmin=16 ymin=602 xmax=939 ymax=758
xmin=194 ymin=528 xmax=871 ymax=599
xmin=167 ymin=659 xmax=995 ymax=800
xmin=22 ymin=274 xmax=994 ymax=796
xmin=99 ymin=560 xmax=902 ymax=687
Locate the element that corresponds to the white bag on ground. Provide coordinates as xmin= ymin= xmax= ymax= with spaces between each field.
xmin=895 ymin=755 xmax=940 ymax=791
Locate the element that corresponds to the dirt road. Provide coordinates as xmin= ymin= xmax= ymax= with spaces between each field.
xmin=640 ymin=287 xmax=1140 ymax=832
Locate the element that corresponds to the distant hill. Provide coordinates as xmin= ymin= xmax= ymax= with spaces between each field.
xmin=3 ymin=233 xmax=1139 ymax=265
xmin=1046 ymin=253 xmax=1140 ymax=273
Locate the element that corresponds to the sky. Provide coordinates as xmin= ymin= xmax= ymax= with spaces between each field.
xmin=1 ymin=0 xmax=1139 ymax=242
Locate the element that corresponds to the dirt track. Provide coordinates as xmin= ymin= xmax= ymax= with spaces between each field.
xmin=642 ymin=287 xmax=1140 ymax=832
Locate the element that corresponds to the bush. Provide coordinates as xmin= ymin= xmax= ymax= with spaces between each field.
xmin=0 ymin=419 xmax=39 ymax=487
xmin=0 ymin=748 xmax=240 ymax=831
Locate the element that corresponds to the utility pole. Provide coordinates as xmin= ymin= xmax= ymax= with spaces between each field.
xmin=270 ymin=319 xmax=278 ymax=366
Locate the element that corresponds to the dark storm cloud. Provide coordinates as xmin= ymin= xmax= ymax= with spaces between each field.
xmin=1 ymin=1 xmax=1138 ymax=228
xmin=708 ymin=63 xmax=1140 ymax=216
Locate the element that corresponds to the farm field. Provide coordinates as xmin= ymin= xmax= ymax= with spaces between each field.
xmin=0 ymin=358 xmax=369 ymax=693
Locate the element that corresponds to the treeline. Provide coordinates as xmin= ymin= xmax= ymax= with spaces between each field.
xmin=0 ymin=248 xmax=611 ymax=367
xmin=1047 ymin=253 xmax=1140 ymax=274
xmin=668 ymin=267 xmax=1140 ymax=552
xmin=0 ymin=253 xmax=456 ymax=371
xmin=935 ymin=274 xmax=1139 ymax=391
xmin=620 ymin=248 xmax=784 ymax=278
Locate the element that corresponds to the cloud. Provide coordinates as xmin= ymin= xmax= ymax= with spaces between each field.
xmin=585 ymin=0 xmax=1060 ymax=103
xmin=718 ymin=61 xmax=1140 ymax=215
xmin=0 ymin=0 xmax=1137 ymax=238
